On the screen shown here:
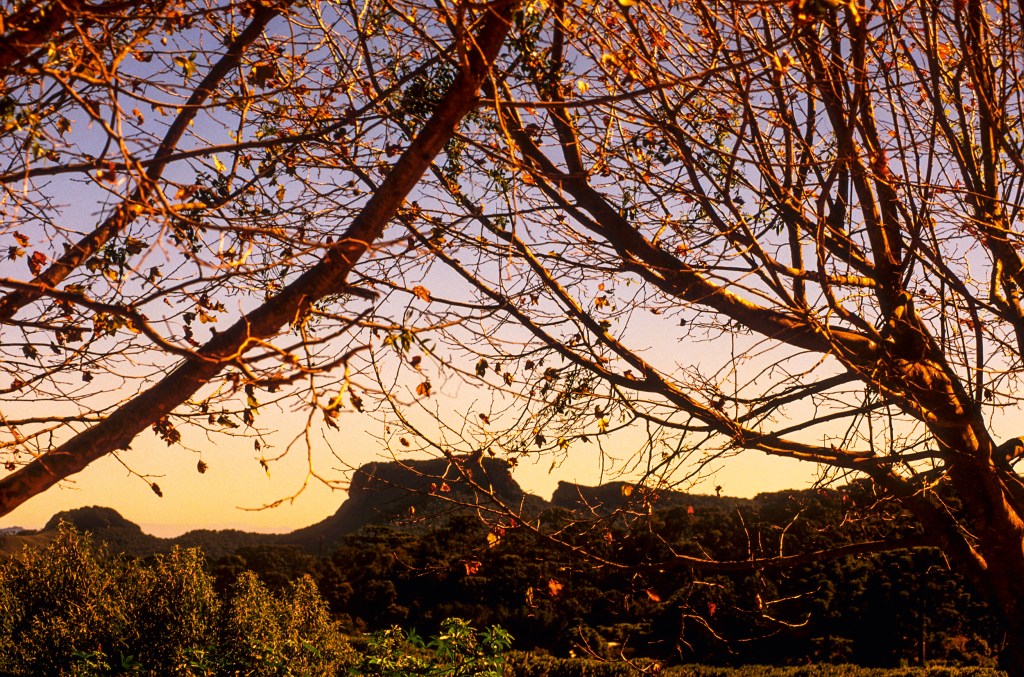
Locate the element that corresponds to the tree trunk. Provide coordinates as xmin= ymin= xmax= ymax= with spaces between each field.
xmin=939 ymin=464 xmax=1024 ymax=675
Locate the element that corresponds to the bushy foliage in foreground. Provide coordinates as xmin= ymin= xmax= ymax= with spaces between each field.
xmin=656 ymin=666 xmax=1007 ymax=677
xmin=0 ymin=524 xmax=1006 ymax=677
xmin=351 ymin=617 xmax=513 ymax=676
xmin=285 ymin=491 xmax=999 ymax=668
xmin=0 ymin=525 xmax=352 ymax=675
xmin=503 ymin=655 xmax=1007 ymax=677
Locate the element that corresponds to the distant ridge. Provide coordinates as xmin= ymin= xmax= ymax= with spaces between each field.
xmin=44 ymin=505 xmax=143 ymax=534
xmin=0 ymin=456 xmax=763 ymax=557
xmin=550 ymin=480 xmax=747 ymax=515
xmin=0 ymin=506 xmax=271 ymax=558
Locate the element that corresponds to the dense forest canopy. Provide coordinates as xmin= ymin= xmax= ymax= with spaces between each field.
xmin=0 ymin=488 xmax=1005 ymax=671
xmin=6 ymin=0 xmax=1024 ymax=671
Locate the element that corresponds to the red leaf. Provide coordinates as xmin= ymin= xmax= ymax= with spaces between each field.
xmin=28 ymin=251 xmax=47 ymax=276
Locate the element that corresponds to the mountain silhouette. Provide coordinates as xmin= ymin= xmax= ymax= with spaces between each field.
xmin=285 ymin=455 xmax=546 ymax=552
xmin=0 ymin=456 xmax=744 ymax=557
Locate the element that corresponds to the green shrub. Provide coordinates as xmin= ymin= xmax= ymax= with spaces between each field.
xmin=500 ymin=658 xmax=1010 ymax=677
xmin=125 ymin=547 xmax=221 ymax=674
xmin=0 ymin=526 xmax=130 ymax=674
xmin=657 ymin=666 xmax=1008 ymax=676
xmin=220 ymin=571 xmax=286 ymax=674
xmin=352 ymin=617 xmax=513 ymax=676
xmin=503 ymin=651 xmax=641 ymax=676
xmin=0 ymin=525 xmax=353 ymax=676
xmin=0 ymin=564 xmax=19 ymax=674
xmin=221 ymin=571 xmax=353 ymax=675
xmin=281 ymin=575 xmax=357 ymax=674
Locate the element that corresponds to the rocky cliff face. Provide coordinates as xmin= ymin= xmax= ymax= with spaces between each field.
xmin=348 ymin=456 xmax=519 ymax=496
xmin=285 ymin=455 xmax=542 ymax=550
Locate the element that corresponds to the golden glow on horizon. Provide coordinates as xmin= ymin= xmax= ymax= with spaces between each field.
xmin=0 ymin=419 xmax=821 ymax=538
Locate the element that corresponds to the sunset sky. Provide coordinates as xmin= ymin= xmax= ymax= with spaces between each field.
xmin=0 ymin=409 xmax=819 ymax=537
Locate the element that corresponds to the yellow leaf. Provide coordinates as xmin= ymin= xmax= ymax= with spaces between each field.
xmin=212 ymin=155 xmax=226 ymax=173
xmin=622 ymin=484 xmax=633 ymax=497
xmin=487 ymin=532 xmax=501 ymax=548
xmin=412 ymin=285 xmax=432 ymax=302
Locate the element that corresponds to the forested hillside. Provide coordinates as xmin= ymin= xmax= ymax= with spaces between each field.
xmin=1 ymin=459 xmax=1003 ymax=668
xmin=233 ymin=490 xmax=998 ymax=667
